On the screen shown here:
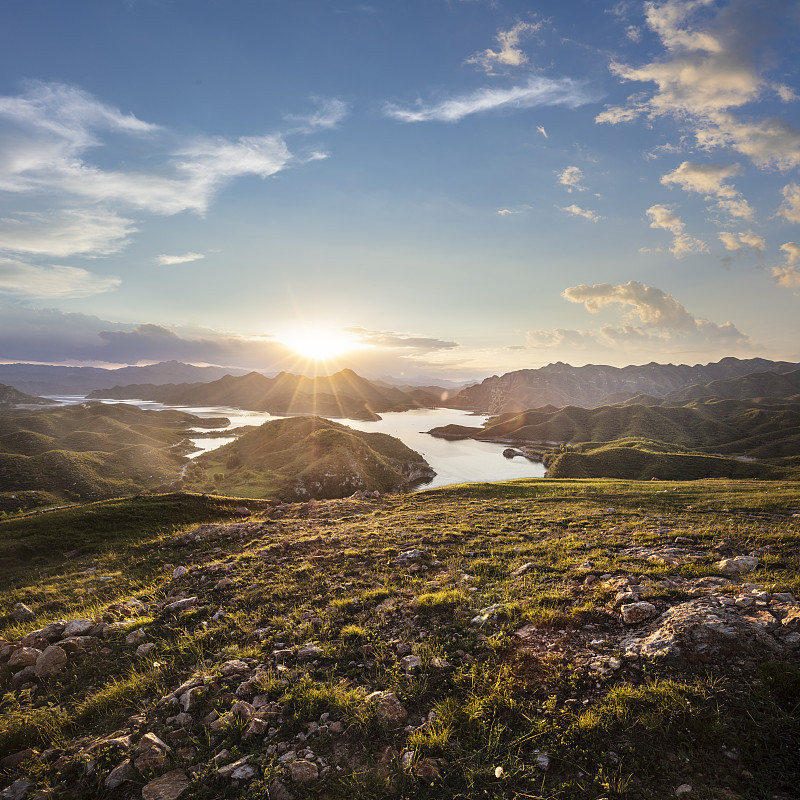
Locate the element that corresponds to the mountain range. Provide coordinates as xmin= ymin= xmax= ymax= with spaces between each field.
xmin=88 ymin=368 xmax=443 ymax=421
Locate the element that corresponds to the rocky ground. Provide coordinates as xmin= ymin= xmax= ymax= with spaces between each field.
xmin=1 ymin=480 xmax=799 ymax=799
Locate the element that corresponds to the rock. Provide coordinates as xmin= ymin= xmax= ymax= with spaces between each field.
xmin=220 ymin=659 xmax=249 ymax=675
xmin=173 ymin=566 xmax=186 ymax=579
xmin=675 ymin=784 xmax=692 ymax=796
xmin=167 ymin=597 xmax=198 ymax=613
xmin=104 ymin=760 xmax=137 ymax=789
xmin=273 ymin=649 xmax=292 ymax=663
xmin=136 ymin=732 xmax=169 ymax=754
xmin=8 ymin=647 xmax=41 ymax=668
xmin=268 ymin=778 xmax=294 ymax=800
xmin=218 ymin=755 xmax=253 ymax=779
xmin=511 ymin=562 xmax=533 ymax=577
xmin=296 ymin=644 xmax=321 ymax=662
xmin=137 ymin=642 xmax=156 ymax=657
xmin=214 ymin=578 xmax=234 ymax=590
xmin=244 ymin=718 xmax=270 ymax=738
xmin=231 ymin=701 xmax=255 ymax=720
xmin=429 ymin=656 xmax=452 ymax=671
xmin=0 ymin=779 xmax=32 ymax=800
xmin=716 ymin=556 xmax=759 ymax=574
xmin=62 ymin=618 xmax=94 ymax=637
xmin=327 ymin=721 xmax=344 ymax=735
xmin=34 ymin=646 xmax=68 ymax=678
xmin=141 ymin=769 xmax=189 ymax=800
xmin=31 ymin=622 xmax=66 ymax=642
xmin=0 ymin=750 xmax=37 ymax=770
xmin=631 ymin=598 xmax=783 ymax=661
xmin=9 ymin=666 xmax=37 ymax=690
xmin=369 ymin=692 xmax=408 ymax=728
xmin=125 ymin=628 xmax=147 ymax=645
xmin=415 ymin=757 xmax=440 ymax=780
xmin=399 ymin=654 xmax=421 ymax=672
xmin=290 ymin=759 xmax=319 ymax=784
xmin=621 ymin=602 xmax=657 ymax=624
xmin=11 ymin=603 xmax=35 ymax=622
xmin=56 ymin=635 xmax=98 ymax=653
xmin=397 ymin=549 xmax=425 ymax=565
xmin=234 ymin=507 xmax=251 ymax=516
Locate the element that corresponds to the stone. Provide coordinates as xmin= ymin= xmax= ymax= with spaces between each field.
xmin=63 ymin=618 xmax=94 ymax=637
xmin=372 ymin=692 xmax=408 ymax=728
xmin=11 ymin=603 xmax=35 ymax=622
xmin=397 ymin=549 xmax=425 ymax=565
xmin=675 ymin=784 xmax=692 ymax=796
xmin=141 ymin=769 xmax=189 ymax=800
xmin=136 ymin=732 xmax=169 ymax=754
xmin=716 ymin=556 xmax=759 ymax=574
xmin=104 ymin=760 xmax=137 ymax=789
xmin=511 ymin=562 xmax=534 ymax=577
xmin=125 ymin=628 xmax=147 ymax=645
xmin=268 ymin=779 xmax=294 ymax=800
xmin=8 ymin=647 xmax=40 ymax=668
xmin=296 ymin=644 xmax=321 ymax=662
xmin=0 ymin=750 xmax=37 ymax=770
xmin=9 ymin=666 xmax=37 ymax=690
xmin=0 ymin=779 xmax=32 ymax=800
xmin=231 ymin=701 xmax=255 ymax=720
xmin=415 ymin=757 xmax=440 ymax=780
xmin=290 ymin=759 xmax=319 ymax=784
xmin=56 ymin=636 xmax=99 ymax=653
xmin=167 ymin=597 xmax=198 ymax=613
xmin=621 ymin=602 xmax=657 ymax=624
xmin=273 ymin=649 xmax=292 ymax=663
xmin=214 ymin=578 xmax=234 ymax=590
xmin=399 ymin=654 xmax=421 ymax=672
xmin=173 ymin=566 xmax=186 ymax=579
xmin=327 ymin=721 xmax=344 ymax=735
xmin=217 ymin=755 xmax=253 ymax=778
xmin=137 ymin=642 xmax=156 ymax=657
xmin=34 ymin=646 xmax=68 ymax=678
xmin=220 ymin=659 xmax=249 ymax=675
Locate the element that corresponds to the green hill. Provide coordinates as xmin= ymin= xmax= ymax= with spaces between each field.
xmin=183 ymin=415 xmax=435 ymax=499
xmin=0 ymin=403 xmax=228 ymax=511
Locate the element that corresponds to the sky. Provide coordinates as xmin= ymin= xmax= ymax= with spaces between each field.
xmin=0 ymin=0 xmax=799 ymax=382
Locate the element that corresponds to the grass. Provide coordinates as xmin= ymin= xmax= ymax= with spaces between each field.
xmin=1 ymin=477 xmax=799 ymax=799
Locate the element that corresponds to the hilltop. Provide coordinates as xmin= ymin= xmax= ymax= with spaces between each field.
xmin=89 ymin=369 xmax=443 ymax=422
xmin=182 ymin=416 xmax=435 ymax=500
xmin=0 ymin=385 xmax=50 ymax=408
xmin=0 ymin=403 xmax=227 ymax=513
xmin=1 ymin=481 xmax=799 ymax=799
xmin=448 ymin=357 xmax=800 ymax=414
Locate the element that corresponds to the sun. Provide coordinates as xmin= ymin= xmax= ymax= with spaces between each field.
xmin=279 ymin=327 xmax=363 ymax=361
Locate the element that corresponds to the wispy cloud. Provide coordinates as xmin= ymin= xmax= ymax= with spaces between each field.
xmin=718 ymin=231 xmax=765 ymax=252
xmin=536 ymin=125 xmax=548 ymax=138
xmin=0 ymin=209 xmax=136 ymax=257
xmin=777 ymin=183 xmax=800 ymax=223
xmin=383 ymin=77 xmax=595 ymax=123
xmin=156 ymin=252 xmax=205 ymax=266
xmin=466 ymin=21 xmax=542 ymax=74
xmin=660 ymin=160 xmax=753 ymax=219
xmin=0 ymin=257 xmax=120 ymax=298
xmin=560 ymin=203 xmax=601 ymax=222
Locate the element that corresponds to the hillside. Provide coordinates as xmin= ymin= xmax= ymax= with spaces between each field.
xmin=448 ymin=357 xmax=800 ymax=414
xmin=182 ymin=416 xmax=435 ymax=500
xmin=429 ymin=396 xmax=800 ymax=480
xmin=1 ymin=481 xmax=799 ymax=800
xmin=0 ymin=385 xmax=50 ymax=408
xmin=0 ymin=361 xmax=251 ymax=396
xmin=89 ymin=369 xmax=443 ymax=421
xmin=0 ymin=403 xmax=228 ymax=512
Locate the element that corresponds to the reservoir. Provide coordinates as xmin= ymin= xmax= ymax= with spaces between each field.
xmin=46 ymin=398 xmax=546 ymax=489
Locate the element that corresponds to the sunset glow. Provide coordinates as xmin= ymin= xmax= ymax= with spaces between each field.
xmin=279 ymin=328 xmax=365 ymax=362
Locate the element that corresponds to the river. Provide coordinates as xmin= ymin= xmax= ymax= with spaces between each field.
xmin=46 ymin=397 xmax=546 ymax=490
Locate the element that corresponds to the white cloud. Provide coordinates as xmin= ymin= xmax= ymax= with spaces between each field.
xmin=383 ymin=77 xmax=594 ymax=123
xmin=560 ymin=203 xmax=602 ymax=222
xmin=497 ymin=209 xmax=517 ymax=215
xmin=284 ymin=98 xmax=349 ymax=131
xmin=718 ymin=231 xmax=765 ymax=252
xmin=0 ymin=209 xmax=136 ymax=257
xmin=777 ymin=183 xmax=800 ymax=223
xmin=596 ymin=1 xmax=800 ymax=170
xmin=156 ymin=252 xmax=205 ymax=266
xmin=772 ymin=242 xmax=800 ymax=288
xmin=557 ymin=165 xmax=586 ymax=192
xmin=558 ymin=279 xmax=749 ymax=343
xmin=466 ymin=21 xmax=542 ymax=74
xmin=646 ymin=204 xmax=708 ymax=256
xmin=0 ymin=257 xmax=120 ymax=298
xmin=660 ymin=160 xmax=753 ymax=219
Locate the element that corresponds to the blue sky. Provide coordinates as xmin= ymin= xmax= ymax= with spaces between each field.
xmin=0 ymin=0 xmax=799 ymax=380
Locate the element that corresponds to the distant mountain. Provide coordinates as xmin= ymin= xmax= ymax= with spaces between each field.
xmin=183 ymin=415 xmax=435 ymax=500
xmin=0 ymin=383 xmax=50 ymax=407
xmin=662 ymin=368 xmax=800 ymax=403
xmin=447 ymin=357 xmax=800 ymax=413
xmin=88 ymin=368 xmax=441 ymax=420
xmin=0 ymin=361 xmax=251 ymax=395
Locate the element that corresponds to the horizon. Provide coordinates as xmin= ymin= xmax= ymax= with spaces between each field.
xmin=1 ymin=1 xmax=799 ymax=380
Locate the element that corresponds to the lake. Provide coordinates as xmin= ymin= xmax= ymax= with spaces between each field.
xmin=46 ymin=397 xmax=546 ymax=489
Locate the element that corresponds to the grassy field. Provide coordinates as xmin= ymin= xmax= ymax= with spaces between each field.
xmin=1 ymin=478 xmax=799 ymax=799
